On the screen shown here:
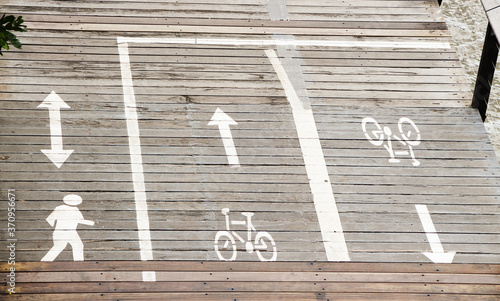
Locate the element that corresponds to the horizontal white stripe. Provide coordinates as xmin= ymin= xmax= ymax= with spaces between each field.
xmin=117 ymin=37 xmax=450 ymax=49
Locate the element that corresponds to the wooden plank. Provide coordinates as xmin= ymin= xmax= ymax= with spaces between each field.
xmin=9 ymin=282 xmax=500 ymax=294
xmin=24 ymin=22 xmax=450 ymax=37
xmin=2 ymin=292 xmax=498 ymax=301
xmin=5 ymin=198 xmax=500 ymax=213
xmin=11 ymin=5 xmax=446 ymax=22
xmin=10 ymin=270 xmax=500 ymax=283
xmin=0 ymin=47 xmax=461 ymax=62
xmin=5 ymin=229 xmax=500 ymax=244
xmin=21 ymin=14 xmax=447 ymax=30
xmin=3 ymin=250 xmax=500 ymax=263
xmin=3 ymin=261 xmax=498 ymax=274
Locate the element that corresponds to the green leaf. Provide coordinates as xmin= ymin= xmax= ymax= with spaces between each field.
xmin=0 ymin=14 xmax=27 ymax=54
xmin=6 ymin=33 xmax=22 ymax=49
xmin=1 ymin=15 xmax=15 ymax=26
xmin=12 ymin=16 xmax=27 ymax=32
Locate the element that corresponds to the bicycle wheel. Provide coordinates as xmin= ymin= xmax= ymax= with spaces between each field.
xmin=361 ymin=117 xmax=384 ymax=146
xmin=214 ymin=231 xmax=237 ymax=261
xmin=255 ymin=232 xmax=277 ymax=262
xmin=398 ymin=117 xmax=421 ymax=146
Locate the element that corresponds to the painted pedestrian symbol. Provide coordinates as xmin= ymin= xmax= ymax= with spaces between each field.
xmin=214 ymin=208 xmax=277 ymax=261
xmin=362 ymin=117 xmax=421 ymax=166
xmin=41 ymin=194 xmax=94 ymax=261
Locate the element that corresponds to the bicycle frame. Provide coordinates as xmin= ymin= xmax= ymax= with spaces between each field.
xmin=215 ymin=208 xmax=277 ymax=261
xmin=387 ymin=135 xmax=419 ymax=166
xmin=222 ymin=209 xmax=257 ymax=246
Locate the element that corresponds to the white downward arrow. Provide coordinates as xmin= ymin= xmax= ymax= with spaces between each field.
xmin=208 ymin=108 xmax=240 ymax=166
xmin=415 ymin=204 xmax=456 ymax=263
xmin=38 ymin=91 xmax=74 ymax=168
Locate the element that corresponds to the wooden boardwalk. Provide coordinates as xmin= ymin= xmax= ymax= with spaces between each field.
xmin=1 ymin=0 xmax=500 ymax=299
xmin=1 ymin=261 xmax=499 ymax=300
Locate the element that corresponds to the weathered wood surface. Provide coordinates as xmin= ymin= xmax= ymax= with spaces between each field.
xmin=0 ymin=0 xmax=498 ymax=262
xmin=1 ymin=261 xmax=499 ymax=300
xmin=0 ymin=0 xmax=499 ymax=298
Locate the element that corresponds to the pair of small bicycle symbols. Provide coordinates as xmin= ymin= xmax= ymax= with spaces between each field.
xmin=214 ymin=208 xmax=277 ymax=261
xmin=362 ymin=117 xmax=421 ymax=166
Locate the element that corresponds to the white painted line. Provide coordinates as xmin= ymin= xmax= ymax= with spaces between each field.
xmin=415 ymin=204 xmax=456 ymax=263
xmin=266 ymin=49 xmax=350 ymax=261
xmin=267 ymin=0 xmax=290 ymax=21
xmin=117 ymin=41 xmax=154 ymax=263
xmin=142 ymin=271 xmax=157 ymax=282
xmin=117 ymin=37 xmax=450 ymax=49
xmin=37 ymin=91 xmax=74 ymax=168
xmin=208 ymin=108 xmax=240 ymax=166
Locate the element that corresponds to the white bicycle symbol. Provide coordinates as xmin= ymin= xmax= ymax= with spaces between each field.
xmin=214 ymin=208 xmax=277 ymax=261
xmin=362 ymin=117 xmax=421 ymax=166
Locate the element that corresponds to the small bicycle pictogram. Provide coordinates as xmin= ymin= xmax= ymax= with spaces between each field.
xmin=214 ymin=208 xmax=277 ymax=261
xmin=362 ymin=117 xmax=421 ymax=166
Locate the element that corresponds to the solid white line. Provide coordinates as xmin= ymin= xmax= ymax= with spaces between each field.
xmin=117 ymin=37 xmax=450 ymax=49
xmin=117 ymin=41 xmax=154 ymax=262
xmin=415 ymin=204 xmax=444 ymax=253
xmin=265 ymin=49 xmax=350 ymax=261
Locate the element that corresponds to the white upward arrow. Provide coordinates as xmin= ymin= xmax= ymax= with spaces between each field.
xmin=415 ymin=204 xmax=456 ymax=263
xmin=208 ymin=108 xmax=240 ymax=166
xmin=38 ymin=91 xmax=74 ymax=168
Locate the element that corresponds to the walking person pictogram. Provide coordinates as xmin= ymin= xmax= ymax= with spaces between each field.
xmin=41 ymin=194 xmax=94 ymax=261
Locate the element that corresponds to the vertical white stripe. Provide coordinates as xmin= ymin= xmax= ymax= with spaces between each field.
xmin=118 ymin=41 xmax=154 ymax=262
xmin=266 ymin=49 xmax=350 ymax=261
xmin=47 ymin=109 xmax=64 ymax=149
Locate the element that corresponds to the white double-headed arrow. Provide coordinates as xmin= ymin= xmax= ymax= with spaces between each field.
xmin=38 ymin=91 xmax=74 ymax=168
xmin=208 ymin=108 xmax=240 ymax=166
xmin=415 ymin=204 xmax=456 ymax=263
